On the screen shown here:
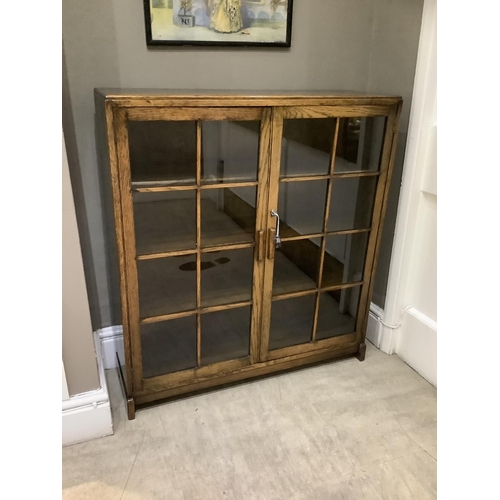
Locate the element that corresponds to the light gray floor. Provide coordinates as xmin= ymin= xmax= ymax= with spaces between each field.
xmin=62 ymin=342 xmax=437 ymax=499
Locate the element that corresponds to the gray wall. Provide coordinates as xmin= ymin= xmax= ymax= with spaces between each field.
xmin=365 ymin=0 xmax=424 ymax=306
xmin=62 ymin=0 xmax=424 ymax=329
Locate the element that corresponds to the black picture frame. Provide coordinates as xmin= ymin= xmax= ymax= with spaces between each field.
xmin=143 ymin=0 xmax=294 ymax=48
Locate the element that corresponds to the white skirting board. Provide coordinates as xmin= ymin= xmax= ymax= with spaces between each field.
xmin=396 ymin=307 xmax=437 ymax=387
xmin=366 ymin=304 xmax=437 ymax=387
xmin=98 ymin=325 xmax=125 ymax=369
xmin=365 ymin=303 xmax=384 ymax=349
xmin=62 ymin=331 xmax=114 ymax=446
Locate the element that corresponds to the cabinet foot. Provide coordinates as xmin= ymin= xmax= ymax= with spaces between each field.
xmin=127 ymin=397 xmax=136 ymax=420
xmin=355 ymin=342 xmax=366 ymax=362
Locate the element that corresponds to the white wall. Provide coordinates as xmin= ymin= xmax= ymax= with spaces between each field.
xmin=370 ymin=0 xmax=436 ymax=386
xmin=62 ymin=362 xmax=70 ymax=401
xmin=62 ymin=134 xmax=101 ymax=395
xmin=62 ymin=332 xmax=114 ymax=446
xmin=63 ymin=134 xmax=113 ymax=445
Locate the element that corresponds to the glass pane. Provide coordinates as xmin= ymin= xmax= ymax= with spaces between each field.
xmin=128 ymin=121 xmax=197 ymax=186
xmin=273 ymin=238 xmax=321 ymax=296
xmin=328 ymin=177 xmax=377 ymax=232
xmin=137 ymin=256 xmax=196 ymax=319
xmin=278 ymin=180 xmax=328 ymax=238
xmin=316 ymin=287 xmax=361 ymax=340
xmin=280 ymin=119 xmax=335 ymax=177
xmin=334 ymin=117 xmax=386 ymax=172
xmin=201 ymin=306 xmax=251 ymax=365
xmin=201 ymin=186 xmax=256 ymax=247
xmin=202 ymin=121 xmax=260 ymax=184
xmin=201 ymin=248 xmax=254 ymax=308
xmin=141 ymin=316 xmax=197 ymax=379
xmin=269 ymin=295 xmax=316 ymax=351
xmin=322 ymin=233 xmax=369 ymax=287
xmin=133 ymin=191 xmax=196 ymax=255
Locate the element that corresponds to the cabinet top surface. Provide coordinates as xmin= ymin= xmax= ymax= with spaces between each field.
xmin=95 ymin=88 xmax=402 ymax=105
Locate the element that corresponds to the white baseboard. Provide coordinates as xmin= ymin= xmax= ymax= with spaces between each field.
xmin=62 ymin=331 xmax=114 ymax=446
xmin=97 ymin=325 xmax=124 ymax=369
xmin=396 ymin=307 xmax=437 ymax=387
xmin=366 ymin=303 xmax=384 ymax=348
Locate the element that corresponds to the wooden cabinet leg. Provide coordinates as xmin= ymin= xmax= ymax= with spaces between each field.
xmin=127 ymin=397 xmax=136 ymax=420
xmin=355 ymin=342 xmax=366 ymax=362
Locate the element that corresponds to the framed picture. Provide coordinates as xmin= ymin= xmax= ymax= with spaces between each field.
xmin=144 ymin=0 xmax=294 ymax=47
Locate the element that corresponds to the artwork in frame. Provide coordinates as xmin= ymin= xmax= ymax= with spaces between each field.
xmin=144 ymin=0 xmax=294 ymax=47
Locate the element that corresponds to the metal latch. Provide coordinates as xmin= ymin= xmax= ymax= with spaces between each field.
xmin=270 ymin=210 xmax=282 ymax=249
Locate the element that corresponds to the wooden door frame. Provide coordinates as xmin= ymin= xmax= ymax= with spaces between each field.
xmin=258 ymin=103 xmax=402 ymax=362
xmin=110 ymin=105 xmax=272 ymax=393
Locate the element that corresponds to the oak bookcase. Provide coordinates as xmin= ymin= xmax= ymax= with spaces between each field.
xmin=95 ymin=90 xmax=402 ymax=419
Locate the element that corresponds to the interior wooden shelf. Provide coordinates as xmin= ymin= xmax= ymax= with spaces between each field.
xmin=138 ymin=255 xmax=197 ymax=319
xmin=272 ymin=249 xmax=318 ymax=296
xmin=131 ymin=176 xmax=196 ymax=188
xmin=279 ymin=171 xmax=380 ymax=183
xmin=133 ymin=196 xmax=254 ymax=256
xmin=132 ymin=175 xmax=259 ymax=191
xmin=268 ymin=290 xmax=357 ymax=351
xmin=279 ymin=227 xmax=371 ymax=243
xmin=201 ymin=175 xmax=258 ymax=185
xmin=200 ymin=306 xmax=252 ymax=366
xmin=269 ymin=294 xmax=316 ymax=350
xmin=141 ymin=317 xmax=198 ymax=379
xmin=134 ymin=197 xmax=196 ymax=255
xmin=200 ymin=203 xmax=255 ymax=245
xmin=316 ymin=291 xmax=358 ymax=341
xmin=200 ymin=247 xmax=254 ymax=308
xmin=141 ymin=304 xmax=253 ymax=379
xmin=201 ymin=231 xmax=254 ymax=249
xmin=138 ymin=248 xmax=255 ymax=320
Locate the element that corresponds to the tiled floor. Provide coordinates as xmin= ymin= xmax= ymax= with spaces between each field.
xmin=62 ymin=342 xmax=437 ymax=499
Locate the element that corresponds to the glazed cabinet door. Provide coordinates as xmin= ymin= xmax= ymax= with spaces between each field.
xmin=259 ymin=105 xmax=398 ymax=361
xmin=113 ymin=107 xmax=271 ymax=391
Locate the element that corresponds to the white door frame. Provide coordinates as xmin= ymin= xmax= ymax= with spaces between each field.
xmin=377 ymin=0 xmax=437 ymax=372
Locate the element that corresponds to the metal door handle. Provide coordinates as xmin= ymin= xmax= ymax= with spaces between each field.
xmin=270 ymin=210 xmax=282 ymax=249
